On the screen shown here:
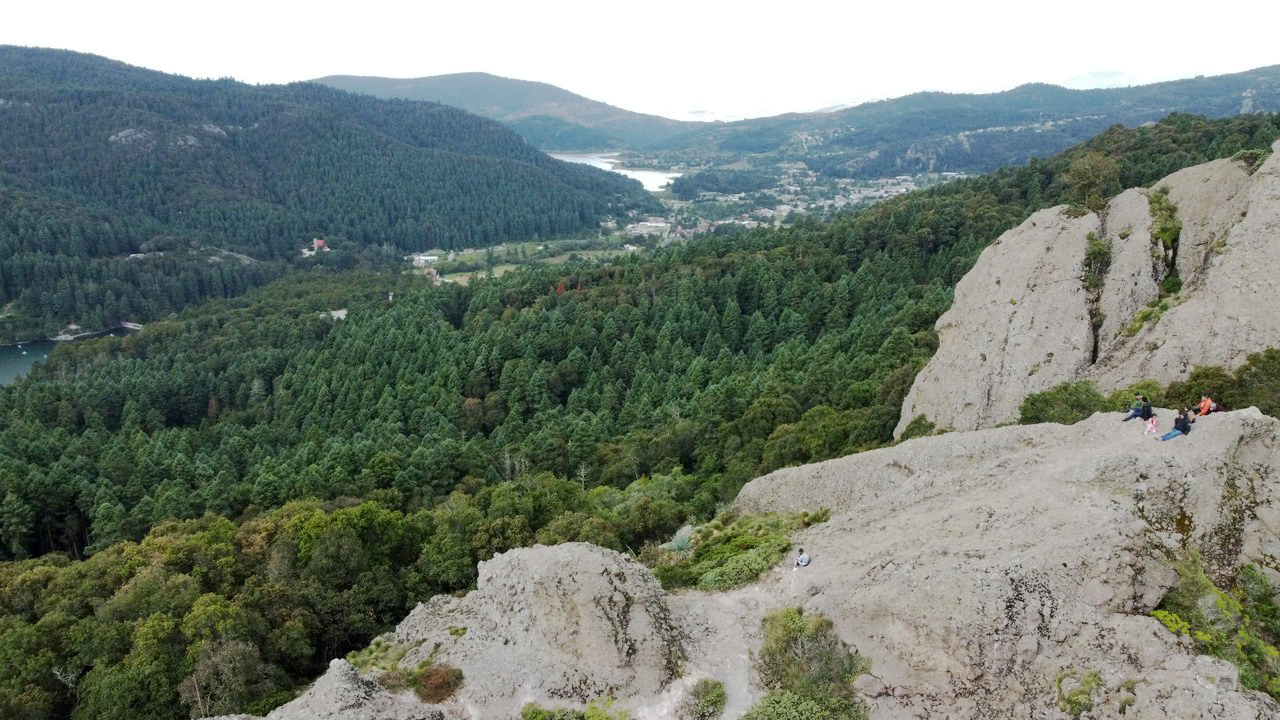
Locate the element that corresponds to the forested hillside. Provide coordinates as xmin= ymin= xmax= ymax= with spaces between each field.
xmin=0 ymin=47 xmax=660 ymax=339
xmin=0 ymin=113 xmax=1276 ymax=720
xmin=640 ymin=64 xmax=1280 ymax=179
xmin=314 ymin=72 xmax=702 ymax=150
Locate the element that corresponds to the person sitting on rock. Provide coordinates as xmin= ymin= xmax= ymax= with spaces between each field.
xmin=1122 ymin=394 xmax=1151 ymax=422
xmin=1159 ymin=409 xmax=1193 ymax=441
xmin=1121 ymin=393 xmax=1142 ymax=421
xmin=1194 ymin=395 xmax=1214 ymax=416
xmin=1144 ymin=414 xmax=1160 ymax=436
xmin=794 ymin=548 xmax=810 ymax=568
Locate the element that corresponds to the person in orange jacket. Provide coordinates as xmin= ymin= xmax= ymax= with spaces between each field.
xmin=1195 ymin=395 xmax=1214 ymax=416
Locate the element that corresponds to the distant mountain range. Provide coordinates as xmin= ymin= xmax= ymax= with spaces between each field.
xmin=0 ymin=47 xmax=660 ymax=337
xmin=318 ymin=66 xmax=1280 ymax=180
xmin=659 ymin=66 xmax=1280 ymax=178
xmin=314 ymin=72 xmax=704 ymax=151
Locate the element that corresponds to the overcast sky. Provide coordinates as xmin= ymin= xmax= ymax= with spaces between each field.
xmin=5 ymin=1 xmax=1277 ymax=121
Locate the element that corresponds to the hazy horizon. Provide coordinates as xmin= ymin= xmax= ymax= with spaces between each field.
xmin=4 ymin=0 xmax=1277 ymax=121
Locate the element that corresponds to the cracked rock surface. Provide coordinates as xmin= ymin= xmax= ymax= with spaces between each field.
xmin=205 ymin=659 xmax=444 ymax=720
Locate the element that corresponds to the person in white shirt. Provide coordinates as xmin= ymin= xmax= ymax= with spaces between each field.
xmin=794 ymin=548 xmax=810 ymax=568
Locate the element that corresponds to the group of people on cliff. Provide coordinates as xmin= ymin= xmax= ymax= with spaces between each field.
xmin=1121 ymin=393 xmax=1222 ymax=440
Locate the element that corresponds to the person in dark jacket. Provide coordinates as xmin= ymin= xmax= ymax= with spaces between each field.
xmin=1159 ymin=409 xmax=1193 ymax=441
xmin=1122 ymin=394 xmax=1151 ymax=421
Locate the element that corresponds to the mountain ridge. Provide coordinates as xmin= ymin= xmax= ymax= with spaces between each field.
xmin=313 ymin=71 xmax=704 ymax=151
xmin=316 ymin=64 xmax=1280 ymax=185
xmin=657 ymin=64 xmax=1280 ymax=179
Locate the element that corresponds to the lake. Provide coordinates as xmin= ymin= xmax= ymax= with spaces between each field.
xmin=550 ymin=153 xmax=682 ymax=192
xmin=0 ymin=328 xmax=138 ymax=385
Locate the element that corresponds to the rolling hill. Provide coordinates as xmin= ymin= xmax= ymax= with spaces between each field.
xmin=315 ymin=64 xmax=1280 ymax=185
xmin=0 ymin=47 xmax=660 ymax=338
xmin=647 ymin=64 xmax=1280 ymax=179
xmin=313 ymin=71 xmax=705 ymax=150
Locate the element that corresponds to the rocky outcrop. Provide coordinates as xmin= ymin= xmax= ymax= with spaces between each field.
xmin=1098 ymin=188 xmax=1161 ymax=344
xmin=896 ymin=140 xmax=1280 ymax=436
xmin=1092 ymin=150 xmax=1278 ymax=389
xmin=739 ymin=408 xmax=1280 ymax=719
xmin=224 ymin=410 xmax=1280 ymax=719
xmin=895 ymin=208 xmax=1100 ymax=434
xmin=388 ymin=542 xmax=683 ymax=718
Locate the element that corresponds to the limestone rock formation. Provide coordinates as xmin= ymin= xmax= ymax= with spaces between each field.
xmin=1097 ymin=188 xmax=1160 ymax=344
xmin=738 ymin=408 xmax=1280 ymax=719
xmin=1092 ymin=151 xmax=1278 ymax=389
xmin=896 ymin=140 xmax=1280 ymax=436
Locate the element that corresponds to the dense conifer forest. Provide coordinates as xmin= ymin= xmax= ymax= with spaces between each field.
xmin=0 ymin=113 xmax=1277 ymax=719
xmin=0 ymin=47 xmax=660 ymax=339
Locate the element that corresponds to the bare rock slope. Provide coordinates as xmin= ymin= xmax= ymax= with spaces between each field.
xmin=236 ymin=409 xmax=1280 ymax=719
xmin=893 ymin=207 xmax=1101 ymax=433
xmin=896 ymin=140 xmax=1280 ymax=436
xmin=737 ymin=408 xmax=1280 ymax=719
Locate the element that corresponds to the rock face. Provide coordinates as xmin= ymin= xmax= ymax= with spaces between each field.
xmin=895 ymin=140 xmax=1280 ymax=436
xmin=388 ymin=542 xmax=683 ymax=718
xmin=738 ymin=408 xmax=1280 ymax=719
xmin=895 ymin=208 xmax=1100 ymax=434
xmin=1097 ymin=187 xmax=1161 ymax=344
xmin=1092 ymin=151 xmax=1277 ymax=389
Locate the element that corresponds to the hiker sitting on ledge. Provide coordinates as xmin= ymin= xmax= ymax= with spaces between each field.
xmin=1194 ymin=395 xmax=1215 ymax=416
xmin=795 ymin=549 xmax=810 ymax=568
xmin=1123 ymin=395 xmax=1153 ymax=422
xmin=1160 ymin=409 xmax=1193 ymax=441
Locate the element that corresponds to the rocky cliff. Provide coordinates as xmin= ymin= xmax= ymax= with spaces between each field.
xmin=895 ymin=139 xmax=1280 ymax=436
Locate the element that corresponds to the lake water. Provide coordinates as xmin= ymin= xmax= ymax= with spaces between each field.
xmin=0 ymin=328 xmax=137 ymax=385
xmin=550 ymin=153 xmax=682 ymax=192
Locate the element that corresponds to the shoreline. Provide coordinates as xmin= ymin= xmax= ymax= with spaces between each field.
xmin=549 ymin=152 xmax=681 ymax=192
xmin=2 ymin=322 xmax=143 ymax=349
